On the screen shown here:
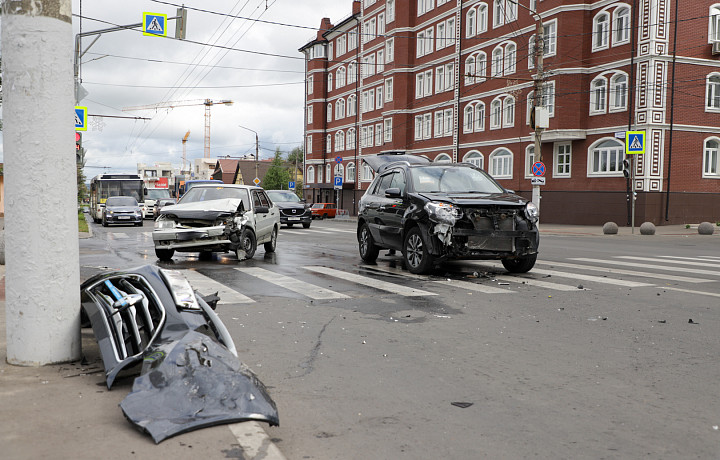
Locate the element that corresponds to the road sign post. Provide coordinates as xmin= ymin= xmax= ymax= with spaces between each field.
xmin=625 ymin=131 xmax=646 ymax=234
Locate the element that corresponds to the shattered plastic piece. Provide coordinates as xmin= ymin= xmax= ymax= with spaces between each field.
xmin=577 ymin=285 xmax=584 ymax=290
xmin=688 ymin=319 xmax=699 ymax=324
xmin=658 ymin=320 xmax=667 ymax=324
xmin=451 ymin=402 xmax=474 ymax=408
xmin=498 ymin=282 xmax=510 ymax=286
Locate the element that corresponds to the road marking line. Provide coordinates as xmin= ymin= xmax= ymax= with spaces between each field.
xmin=290 ymin=229 xmax=333 ymax=234
xmin=110 ymin=232 xmax=129 ymax=239
xmin=571 ymin=258 xmax=720 ymax=277
xmin=617 ymin=256 xmax=720 ymax=268
xmin=658 ymin=256 xmax=720 ymax=264
xmin=492 ymin=274 xmax=579 ymax=291
xmin=235 ymin=267 xmax=349 ymax=300
xmin=540 ymin=261 xmax=711 ymax=284
xmin=433 ymin=279 xmax=515 ymax=294
xmin=179 ymin=269 xmax=255 ymax=304
xmin=228 ymin=422 xmax=287 ymax=460
xmin=304 ymin=266 xmax=437 ymax=297
xmin=656 ymin=287 xmax=720 ymax=298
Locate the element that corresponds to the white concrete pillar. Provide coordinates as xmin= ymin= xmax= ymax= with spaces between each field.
xmin=2 ymin=0 xmax=81 ymax=365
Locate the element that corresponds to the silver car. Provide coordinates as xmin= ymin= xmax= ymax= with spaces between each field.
xmin=153 ymin=184 xmax=279 ymax=261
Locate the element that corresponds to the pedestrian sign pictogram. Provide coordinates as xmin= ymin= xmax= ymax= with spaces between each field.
xmin=143 ymin=13 xmax=167 ymax=37
xmin=531 ymin=161 xmax=546 ymax=177
xmin=625 ymin=130 xmax=646 ymax=155
xmin=75 ymin=106 xmax=87 ymax=131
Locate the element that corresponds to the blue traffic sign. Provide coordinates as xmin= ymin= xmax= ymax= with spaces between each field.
xmin=75 ymin=106 xmax=87 ymax=131
xmin=625 ymin=130 xmax=646 ymax=155
xmin=334 ymin=176 xmax=343 ymax=188
xmin=289 ymin=181 xmax=296 ymax=190
xmin=531 ymin=161 xmax=546 ymax=177
xmin=335 ymin=156 xmax=342 ymax=164
xmin=143 ymin=12 xmax=167 ymax=37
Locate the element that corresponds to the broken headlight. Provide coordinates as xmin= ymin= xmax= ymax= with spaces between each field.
xmin=424 ymin=201 xmax=463 ymax=226
xmin=525 ymin=202 xmax=539 ymax=221
xmin=154 ymin=218 xmax=176 ymax=230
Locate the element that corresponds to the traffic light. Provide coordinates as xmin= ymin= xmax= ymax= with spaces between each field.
xmin=75 ymin=132 xmax=82 ymax=152
xmin=622 ymin=158 xmax=631 ymax=178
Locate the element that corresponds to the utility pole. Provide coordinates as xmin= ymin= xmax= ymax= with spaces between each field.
xmin=238 ymin=125 xmax=260 ymax=184
xmin=530 ymin=10 xmax=545 ymax=219
xmin=3 ymin=0 xmax=81 ymax=365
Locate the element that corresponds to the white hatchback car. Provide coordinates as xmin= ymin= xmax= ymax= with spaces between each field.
xmin=153 ymin=184 xmax=279 ymax=261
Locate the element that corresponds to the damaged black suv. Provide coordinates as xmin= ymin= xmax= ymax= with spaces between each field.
xmin=357 ymin=153 xmax=539 ymax=274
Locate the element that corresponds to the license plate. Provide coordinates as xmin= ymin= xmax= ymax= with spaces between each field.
xmin=118 ymin=216 xmax=131 ymax=220
xmin=288 ymin=217 xmax=301 ymax=221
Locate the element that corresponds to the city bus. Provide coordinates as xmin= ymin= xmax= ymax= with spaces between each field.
xmin=89 ymin=174 xmax=146 ymax=223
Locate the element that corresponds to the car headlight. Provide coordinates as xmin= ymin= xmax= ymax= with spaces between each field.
xmin=525 ymin=202 xmax=539 ymax=221
xmin=424 ymin=201 xmax=462 ymax=225
xmin=106 ymin=210 xmax=114 ymax=215
xmin=154 ymin=219 xmax=176 ymax=230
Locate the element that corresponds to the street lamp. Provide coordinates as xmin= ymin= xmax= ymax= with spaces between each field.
xmin=238 ymin=125 xmax=259 ymax=185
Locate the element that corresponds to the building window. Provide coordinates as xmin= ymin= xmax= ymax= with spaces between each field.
xmin=463 ymin=104 xmax=474 ymax=133
xmin=327 ymin=103 xmax=332 ymax=122
xmin=387 ymin=0 xmax=395 ymax=23
xmin=489 ymin=148 xmax=513 ymax=178
xmin=418 ymin=0 xmax=435 ymax=17
xmin=491 ymin=46 xmax=503 ymax=76
xmin=326 ymin=164 xmax=332 ymax=182
xmin=385 ymin=78 xmax=394 ymax=102
xmin=467 ymin=8 xmax=477 ymax=38
xmin=503 ymin=96 xmax=515 ymax=128
xmin=336 ymin=67 xmax=346 ymax=88
xmin=307 ymin=75 xmax=313 ymax=95
xmin=416 ymin=70 xmax=433 ymax=98
xmin=435 ymin=153 xmax=452 ymax=163
xmin=463 ymin=151 xmax=484 ymax=168
xmin=526 ymin=81 xmax=556 ymax=125
xmin=591 ymin=77 xmax=608 ymax=114
xmin=328 ymin=73 xmax=333 ymax=92
xmin=336 ymin=99 xmax=345 ymax=119
xmin=554 ymin=143 xmax=572 ymax=177
xmin=378 ymin=14 xmax=385 ymax=35
xmin=706 ymin=73 xmax=720 ymax=111
xmin=335 ymin=131 xmax=345 ymax=151
xmin=376 ymin=86 xmax=384 ymax=109
xmin=504 ymin=42 xmax=516 ymax=75
xmin=613 ymin=7 xmax=631 ymax=45
xmin=490 ymin=98 xmax=502 ymax=129
xmin=465 ymin=55 xmax=476 ymax=85
xmin=348 ymin=94 xmax=357 ymax=116
xmin=376 ymin=123 xmax=383 ymax=146
xmin=593 ymin=12 xmax=610 ymax=51
xmin=474 ymin=102 xmax=485 ymax=131
xmin=306 ymin=134 xmax=312 ymax=154
xmin=306 ymin=166 xmax=315 ymax=183
xmin=384 ymin=118 xmax=393 ymax=142
xmin=347 ymin=128 xmax=357 ymax=150
xmin=493 ymin=0 xmax=505 ymax=28
xmin=348 ymin=31 xmax=358 ymax=50
xmin=348 ymin=61 xmax=357 ymax=84
xmin=524 ymin=145 xmax=536 ymax=179
xmin=326 ymin=135 xmax=332 ymax=152
xmin=610 ymin=73 xmax=628 ymax=111
xmin=307 ymin=105 xmax=313 ymax=124
xmin=337 ymin=35 xmax=346 ymax=56
xmin=317 ymin=165 xmax=323 ymax=184
xmin=362 ymin=163 xmax=374 ymax=181
xmin=346 ymin=162 xmax=356 ymax=182
xmin=704 ymin=138 xmax=720 ymax=177
xmin=377 ymin=50 xmax=385 ymax=72
xmin=367 ymin=125 xmax=374 ymax=147
xmin=589 ymin=139 xmax=625 ymax=175
xmin=711 ymin=5 xmax=720 ymax=42
xmin=478 ymin=3 xmax=488 ymax=33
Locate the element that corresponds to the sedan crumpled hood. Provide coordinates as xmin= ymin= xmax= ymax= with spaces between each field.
xmin=416 ymin=192 xmax=527 ymax=207
xmin=160 ymin=198 xmax=242 ymax=221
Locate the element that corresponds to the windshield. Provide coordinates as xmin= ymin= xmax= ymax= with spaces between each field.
xmin=410 ymin=166 xmax=505 ymax=194
xmin=146 ymin=189 xmax=171 ymax=200
xmin=106 ymin=196 xmax=138 ymax=207
xmin=179 ymin=186 xmax=251 ymax=210
xmin=267 ymin=191 xmax=300 ymax=203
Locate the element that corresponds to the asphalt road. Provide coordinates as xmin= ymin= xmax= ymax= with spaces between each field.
xmin=81 ymin=218 xmax=720 ymax=459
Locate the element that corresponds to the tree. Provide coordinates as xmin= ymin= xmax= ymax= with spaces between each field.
xmin=286 ymin=146 xmax=304 ymax=198
xmin=262 ymin=148 xmax=291 ymax=190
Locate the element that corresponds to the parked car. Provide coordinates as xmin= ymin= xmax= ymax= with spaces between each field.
xmin=153 ymin=198 xmax=177 ymax=217
xmin=144 ymin=188 xmax=172 ymax=219
xmin=266 ymin=190 xmax=312 ymax=228
xmin=153 ymin=184 xmax=279 ymax=261
xmin=311 ymin=203 xmax=337 ymax=219
xmin=102 ymin=196 xmax=143 ymax=227
xmin=357 ymin=153 xmax=539 ymax=274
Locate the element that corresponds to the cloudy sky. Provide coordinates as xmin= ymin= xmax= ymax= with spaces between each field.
xmin=4 ymin=0 xmax=351 ymax=175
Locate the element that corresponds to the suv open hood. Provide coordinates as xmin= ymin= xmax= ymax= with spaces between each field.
xmin=363 ymin=153 xmax=430 ymax=173
xmin=416 ymin=192 xmax=527 ymax=207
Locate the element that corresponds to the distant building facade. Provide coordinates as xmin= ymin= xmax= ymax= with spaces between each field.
xmin=300 ymin=0 xmax=720 ymax=224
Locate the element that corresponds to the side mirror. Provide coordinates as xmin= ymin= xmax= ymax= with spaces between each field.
xmin=255 ymin=205 xmax=269 ymax=214
xmin=505 ymin=189 xmax=515 ymax=194
xmin=385 ymin=187 xmax=402 ymax=198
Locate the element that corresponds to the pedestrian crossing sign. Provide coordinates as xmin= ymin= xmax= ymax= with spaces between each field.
xmin=143 ymin=13 xmax=167 ymax=37
xmin=75 ymin=106 xmax=87 ymax=131
xmin=625 ymin=130 xmax=646 ymax=155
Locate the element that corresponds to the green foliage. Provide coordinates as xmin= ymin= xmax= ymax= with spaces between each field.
xmin=77 ymin=165 xmax=88 ymax=202
xmin=262 ymin=148 xmax=292 ymax=191
xmin=78 ymin=210 xmax=88 ymax=233
xmin=286 ymin=145 xmax=303 ymax=165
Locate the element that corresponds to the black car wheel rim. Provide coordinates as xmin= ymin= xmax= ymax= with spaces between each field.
xmin=406 ymin=234 xmax=423 ymax=268
xmin=360 ymin=228 xmax=370 ymax=256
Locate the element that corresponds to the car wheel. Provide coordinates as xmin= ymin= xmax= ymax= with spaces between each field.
xmin=136 ymin=220 xmax=143 ymax=227
xmin=323 ymin=213 xmax=328 ymax=219
xmin=358 ymin=223 xmax=380 ymax=263
xmin=403 ymin=227 xmax=434 ymax=274
xmin=501 ymin=254 xmax=537 ymax=273
xmin=237 ymin=229 xmax=256 ymax=260
xmin=287 ymin=223 xmax=294 ymax=228
xmin=263 ymin=227 xmax=277 ymax=253
xmin=302 ymin=222 xmax=311 ymax=229
xmin=102 ymin=216 xmax=108 ymax=227
xmin=155 ymin=248 xmax=175 ymax=261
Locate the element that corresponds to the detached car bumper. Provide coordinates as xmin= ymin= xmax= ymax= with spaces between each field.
xmin=153 ymin=225 xmax=231 ymax=251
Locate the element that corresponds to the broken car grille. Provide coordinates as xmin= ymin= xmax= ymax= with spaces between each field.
xmin=464 ymin=208 xmax=518 ymax=251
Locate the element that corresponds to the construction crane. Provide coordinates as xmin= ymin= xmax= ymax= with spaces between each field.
xmin=181 ymin=130 xmax=191 ymax=174
xmin=123 ymin=99 xmax=234 ymax=158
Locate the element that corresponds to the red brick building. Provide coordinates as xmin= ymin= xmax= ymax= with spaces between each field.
xmin=300 ymin=0 xmax=720 ymax=225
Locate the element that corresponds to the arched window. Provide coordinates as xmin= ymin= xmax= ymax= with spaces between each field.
xmin=326 ymin=164 xmax=332 ymax=182
xmin=362 ymin=163 xmax=374 ymax=181
xmin=490 ymin=97 xmax=502 ymax=129
xmin=711 ymin=4 xmax=720 ymax=42
xmin=326 ymin=134 xmax=332 ymax=152
xmin=346 ymin=162 xmax=356 ymax=182
xmin=347 ymin=128 xmax=357 ymax=150
xmin=465 ymin=55 xmax=476 ymax=85
xmin=591 ymin=77 xmax=608 ymax=114
xmin=493 ymin=0 xmax=504 ymax=28
xmin=348 ymin=61 xmax=357 ymax=84
xmin=335 ymin=131 xmax=345 ymax=151
xmin=613 ymin=6 xmax=631 ymax=45
xmin=476 ymin=52 xmax=487 ymax=82
xmin=463 ymin=151 xmax=484 ymax=168
xmin=593 ymin=12 xmax=610 ymax=50
xmin=492 ymin=46 xmax=503 ymax=76
xmin=348 ymin=94 xmax=357 ymax=116
xmin=328 ymin=73 xmax=333 ymax=92
xmin=528 ymin=34 xmax=536 ymax=69
xmin=524 ymin=145 xmax=536 ymax=178
xmin=306 ymin=166 xmax=315 ymax=183
xmin=474 ymin=102 xmax=486 ymax=131
xmin=589 ymin=138 xmax=624 ymax=174
xmin=704 ymin=137 xmax=720 ymax=176
xmin=706 ymin=73 xmax=720 ymax=110
xmin=489 ymin=148 xmax=513 ymax=178
xmin=610 ymin=73 xmax=628 ymax=111
xmin=467 ymin=8 xmax=477 ymax=38
xmin=327 ymin=103 xmax=332 ymax=122
xmin=334 ymin=163 xmax=344 ymax=179
xmin=336 ymin=98 xmax=346 ymax=119
xmin=337 ymin=67 xmax=346 ymax=87
xmin=503 ymin=96 xmax=515 ymax=127
xmin=478 ymin=3 xmax=488 ymax=33
xmin=464 ymin=104 xmax=475 ymax=133
xmin=434 ymin=153 xmax=452 ymax=163
xmin=504 ymin=42 xmax=516 ymax=75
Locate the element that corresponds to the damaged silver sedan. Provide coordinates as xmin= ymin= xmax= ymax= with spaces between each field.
xmin=80 ymin=265 xmax=278 ymax=443
xmin=358 ymin=153 xmax=539 ymax=274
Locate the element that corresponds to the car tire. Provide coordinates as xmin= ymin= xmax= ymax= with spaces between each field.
xmin=287 ymin=223 xmax=294 ymax=228
xmin=136 ymin=221 xmax=143 ymax=227
xmin=501 ymin=254 xmax=537 ymax=273
xmin=237 ymin=229 xmax=256 ymax=260
xmin=358 ymin=223 xmax=380 ymax=263
xmin=155 ymin=248 xmax=175 ymax=261
xmin=263 ymin=227 xmax=277 ymax=253
xmin=323 ymin=213 xmax=328 ymax=219
xmin=403 ymin=226 xmax=434 ymax=274
xmin=302 ymin=222 xmax=311 ymax=229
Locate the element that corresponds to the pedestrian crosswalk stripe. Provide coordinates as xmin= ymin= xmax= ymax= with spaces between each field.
xmin=110 ymin=233 xmax=129 ymax=239
xmin=433 ymin=279 xmax=514 ymax=294
xmin=658 ymin=255 xmax=720 ymax=264
xmin=304 ymin=266 xmax=437 ymax=297
xmin=656 ymin=287 xmax=720 ymax=298
xmin=294 ymin=229 xmax=333 ymax=234
xmin=570 ymin=258 xmax=720 ymax=277
xmin=492 ymin=273 xmax=579 ymax=291
xmin=179 ymin=269 xmax=254 ymax=304
xmin=235 ymin=267 xmax=349 ymax=300
xmin=617 ymin=256 xmax=720 ymax=268
xmin=540 ymin=261 xmax=712 ymax=284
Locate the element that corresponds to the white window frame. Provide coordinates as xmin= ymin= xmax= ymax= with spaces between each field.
xmin=553 ymin=142 xmax=572 ymax=178
xmin=376 ymin=86 xmax=384 ymax=109
xmin=375 ymin=123 xmax=383 ymax=146
xmin=337 ymin=67 xmax=346 ymax=88
xmin=504 ymin=41 xmax=516 ymax=75
xmin=588 ymin=138 xmax=625 ymax=176
xmin=503 ymin=95 xmax=515 ymax=128
xmin=385 ymin=77 xmax=394 ymax=102
xmin=706 ymin=73 xmax=720 ymax=111
xmin=335 ymin=131 xmax=345 ymax=152
xmin=317 ymin=165 xmax=323 ymax=184
xmin=435 ymin=153 xmax=452 ymax=163
xmin=490 ymin=98 xmax=502 ymax=129
xmin=423 ymin=113 xmax=432 ymax=140
xmin=385 ymin=38 xmax=395 ymax=63
xmin=306 ymin=166 xmax=315 ymax=183
xmin=347 ymin=128 xmax=357 ymax=150
xmin=306 ymin=134 xmax=312 ymax=154
xmin=463 ymin=150 xmax=484 ymax=168
xmin=590 ymin=76 xmax=608 ymax=114
xmin=463 ymin=104 xmax=474 ymax=133
xmin=327 ymin=103 xmax=332 ymax=122
xmin=377 ymin=50 xmax=385 ymax=72
xmin=593 ymin=11 xmax=610 ymax=51
xmin=336 ymin=98 xmax=345 ymax=119
xmin=362 ymin=163 xmax=374 ymax=181
xmin=384 ymin=118 xmax=393 ymax=142
xmin=703 ymin=137 xmax=720 ymax=177
xmin=326 ymin=163 xmax=332 ymax=181
xmin=307 ymin=105 xmax=313 ymax=124
xmin=307 ymin=75 xmax=313 ymax=95
xmin=386 ymin=0 xmax=396 ymax=24
xmin=489 ymin=148 xmax=513 ymax=179
xmin=467 ymin=8 xmax=477 ymax=38
xmin=474 ymin=102 xmax=485 ymax=132
xmin=493 ymin=0 xmax=505 ymax=28
xmin=346 ymin=162 xmax=356 ymax=182
xmin=326 ymin=134 xmax=332 ymax=152
xmin=414 ymin=115 xmax=423 ymax=141
xmin=492 ymin=46 xmax=503 ymax=77
xmin=613 ymin=6 xmax=631 ymax=46
xmin=609 ymin=73 xmax=628 ymax=112
xmin=435 ymin=111 xmax=444 ymax=137
xmin=524 ymin=145 xmax=536 ymax=179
